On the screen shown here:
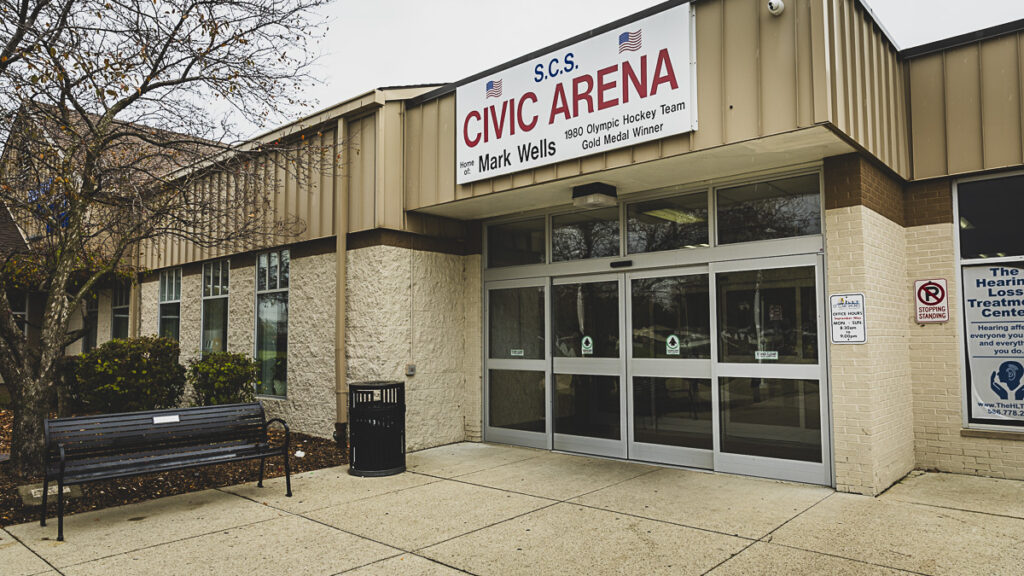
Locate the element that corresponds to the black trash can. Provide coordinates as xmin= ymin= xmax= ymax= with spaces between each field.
xmin=348 ymin=381 xmax=405 ymax=477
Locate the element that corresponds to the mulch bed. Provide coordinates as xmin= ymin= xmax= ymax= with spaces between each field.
xmin=0 ymin=409 xmax=347 ymax=528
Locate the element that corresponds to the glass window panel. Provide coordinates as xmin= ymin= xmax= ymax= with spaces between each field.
xmin=111 ymin=309 xmax=129 ymax=340
xmin=279 ymin=251 xmax=289 ymax=289
xmin=627 ymin=192 xmax=709 ymax=254
xmin=203 ymin=263 xmax=212 ymax=297
xmin=488 ymin=370 xmax=545 ymax=432
xmin=173 ymin=269 xmax=180 ymax=300
xmin=554 ymin=374 xmax=620 ymax=440
xmin=257 ymin=254 xmax=268 ymax=291
xmin=552 ymin=207 xmax=620 ymax=261
xmin=553 ymin=281 xmax=619 ymax=358
xmin=212 ymin=262 xmax=221 ymax=297
xmin=159 ymin=303 xmax=180 ymax=341
xmin=159 ymin=274 xmax=167 ymax=302
xmin=717 ymin=174 xmax=821 ymax=244
xmin=719 ymin=377 xmax=822 ymax=463
xmin=958 ymin=175 xmax=1024 ymax=259
xmin=222 ymin=263 xmax=230 ymax=295
xmin=202 ymin=298 xmax=228 ymax=354
xmin=256 ymin=292 xmax=288 ymax=396
xmin=487 ymin=218 xmax=546 ymax=268
xmin=269 ymin=251 xmax=279 ymax=291
xmin=632 ymin=275 xmax=711 ymax=359
xmin=633 ymin=377 xmax=712 ymax=449
xmin=716 ymin=267 xmax=818 ymax=364
xmin=489 ymin=287 xmax=545 ymax=359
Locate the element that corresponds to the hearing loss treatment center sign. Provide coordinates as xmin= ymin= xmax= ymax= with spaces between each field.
xmin=455 ymin=3 xmax=697 ymax=184
xmin=964 ymin=264 xmax=1024 ymax=425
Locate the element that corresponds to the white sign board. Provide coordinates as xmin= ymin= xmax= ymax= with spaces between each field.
xmin=455 ymin=3 xmax=696 ymax=184
xmin=963 ymin=264 xmax=1024 ymax=424
xmin=829 ymin=293 xmax=866 ymax=344
xmin=915 ymin=278 xmax=949 ymax=323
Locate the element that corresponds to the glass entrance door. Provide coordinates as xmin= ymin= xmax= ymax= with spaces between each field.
xmin=626 ymin=268 xmax=714 ymax=468
xmin=551 ymin=275 xmax=627 ymax=458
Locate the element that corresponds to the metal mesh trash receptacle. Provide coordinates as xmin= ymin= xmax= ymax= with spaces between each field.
xmin=348 ymin=381 xmax=405 ymax=477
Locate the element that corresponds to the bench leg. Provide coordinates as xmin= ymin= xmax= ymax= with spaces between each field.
xmin=284 ymin=451 xmax=292 ymax=498
xmin=40 ymin=477 xmax=48 ymax=526
xmin=56 ymin=476 xmax=65 ymax=542
xmin=257 ymin=456 xmax=265 ymax=488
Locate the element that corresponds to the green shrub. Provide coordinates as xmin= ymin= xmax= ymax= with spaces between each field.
xmin=187 ymin=352 xmax=258 ymax=406
xmin=67 ymin=336 xmax=186 ymax=413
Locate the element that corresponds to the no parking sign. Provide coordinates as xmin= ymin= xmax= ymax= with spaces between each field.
xmin=914 ymin=279 xmax=948 ymax=324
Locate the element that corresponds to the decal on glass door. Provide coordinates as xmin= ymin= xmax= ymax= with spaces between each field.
xmin=581 ymin=336 xmax=594 ymax=356
xmin=666 ymin=334 xmax=681 ymax=356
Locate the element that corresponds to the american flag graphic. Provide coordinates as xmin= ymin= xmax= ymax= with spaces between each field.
xmin=485 ymin=79 xmax=503 ymax=98
xmin=618 ymin=30 xmax=642 ymax=53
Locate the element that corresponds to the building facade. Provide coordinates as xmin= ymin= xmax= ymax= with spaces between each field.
xmin=76 ymin=0 xmax=1024 ymax=495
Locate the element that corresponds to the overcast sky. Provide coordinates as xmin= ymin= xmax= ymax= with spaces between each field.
xmin=263 ymin=0 xmax=1024 ymax=134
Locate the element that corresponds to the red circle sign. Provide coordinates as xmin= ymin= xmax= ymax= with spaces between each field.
xmin=917 ymin=281 xmax=945 ymax=306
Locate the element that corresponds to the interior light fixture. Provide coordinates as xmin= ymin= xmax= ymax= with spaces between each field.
xmin=643 ymin=208 xmax=705 ymax=225
xmin=572 ymin=182 xmax=618 ymax=208
xmin=959 ymin=216 xmax=975 ymax=230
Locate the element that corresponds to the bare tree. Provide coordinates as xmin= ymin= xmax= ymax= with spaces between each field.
xmin=0 ymin=0 xmax=331 ymax=478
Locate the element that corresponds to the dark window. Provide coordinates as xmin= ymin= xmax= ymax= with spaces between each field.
xmin=488 ymin=218 xmax=545 ymax=267
xmin=82 ymin=299 xmax=98 ymax=352
xmin=552 ymin=207 xmax=620 ymax=261
xmin=489 ymin=287 xmax=545 ymax=359
xmin=627 ymin=192 xmax=709 ymax=253
xmin=717 ymin=174 xmax=821 ymax=244
xmin=202 ymin=260 xmax=229 ymax=354
xmin=256 ymin=250 xmax=289 ymax=397
xmin=111 ymin=283 xmax=130 ymax=340
xmin=158 ymin=269 xmax=181 ymax=341
xmin=958 ymin=175 xmax=1024 ymax=259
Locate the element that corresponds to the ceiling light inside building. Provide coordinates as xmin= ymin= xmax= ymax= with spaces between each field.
xmin=960 ymin=216 xmax=975 ymax=230
xmin=643 ymin=208 xmax=706 ymax=224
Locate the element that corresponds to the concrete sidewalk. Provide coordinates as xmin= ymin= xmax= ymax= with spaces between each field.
xmin=3 ymin=443 xmax=1024 ymax=576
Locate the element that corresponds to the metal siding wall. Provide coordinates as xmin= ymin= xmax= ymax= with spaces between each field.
xmin=823 ymin=0 xmax=909 ymax=178
xmin=908 ymin=32 xmax=1024 ymax=179
xmin=405 ymin=0 xmax=822 ymax=210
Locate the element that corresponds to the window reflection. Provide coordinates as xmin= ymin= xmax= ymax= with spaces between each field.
xmin=552 ymin=207 xmax=620 ymax=261
xmin=717 ymin=174 xmax=821 ymax=244
xmin=489 ymin=287 xmax=545 ymax=359
xmin=488 ymin=218 xmax=546 ymax=267
xmin=489 ymin=370 xmax=545 ymax=432
xmin=720 ymin=377 xmax=821 ymax=462
xmin=634 ymin=377 xmax=712 ymax=449
xmin=552 ymin=281 xmax=619 ymax=358
xmin=716 ymin=267 xmax=818 ymax=364
xmin=554 ymin=374 xmax=620 ymax=440
xmin=627 ymin=192 xmax=708 ymax=253
xmin=631 ymin=275 xmax=710 ymax=359
xmin=958 ymin=174 xmax=1024 ymax=259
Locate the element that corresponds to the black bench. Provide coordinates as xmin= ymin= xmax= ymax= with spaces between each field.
xmin=41 ymin=402 xmax=291 ymax=541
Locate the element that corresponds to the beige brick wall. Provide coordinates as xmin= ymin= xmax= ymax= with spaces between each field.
xmin=827 ymin=205 xmax=915 ymax=495
xmin=907 ymin=223 xmax=1024 ymax=480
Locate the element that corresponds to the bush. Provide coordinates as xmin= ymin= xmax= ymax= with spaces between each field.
xmin=187 ymin=352 xmax=258 ymax=406
xmin=67 ymin=336 xmax=186 ymax=414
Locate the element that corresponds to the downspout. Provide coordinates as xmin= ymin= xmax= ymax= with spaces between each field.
xmin=334 ymin=117 xmax=349 ymax=447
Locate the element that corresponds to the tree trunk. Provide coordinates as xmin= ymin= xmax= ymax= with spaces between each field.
xmin=10 ymin=374 xmax=50 ymax=479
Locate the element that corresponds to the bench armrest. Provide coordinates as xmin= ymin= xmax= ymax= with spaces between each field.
xmin=263 ymin=418 xmax=290 ymax=452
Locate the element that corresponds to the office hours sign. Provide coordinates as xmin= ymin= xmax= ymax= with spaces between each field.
xmin=963 ymin=264 xmax=1024 ymax=424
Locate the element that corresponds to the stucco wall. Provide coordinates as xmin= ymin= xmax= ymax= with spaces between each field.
xmin=346 ymin=244 xmax=481 ymax=451
xmin=140 ymin=279 xmax=159 ymax=336
xmin=826 ymin=205 xmax=915 ymax=495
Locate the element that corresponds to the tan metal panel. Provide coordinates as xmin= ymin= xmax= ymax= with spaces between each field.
xmin=692 ymin=0 xmax=724 ymax=149
xmin=795 ymin=0 xmax=815 ymax=127
xmin=909 ymin=54 xmax=948 ymax=178
xmin=809 ymin=0 xmax=830 ymax=124
xmin=760 ymin=0 xmax=798 ymax=134
xmin=980 ymin=34 xmax=1022 ymax=169
xmin=420 ymin=99 xmax=442 ymax=205
xmin=348 ymin=114 xmax=377 ymax=232
xmin=405 ymin=105 xmax=423 ymax=210
xmin=378 ymin=102 xmax=405 ymax=229
xmin=437 ymin=95 xmax=458 ymax=201
xmin=723 ymin=0 xmax=760 ymax=142
xmin=321 ymin=129 xmax=336 ymax=236
xmin=944 ymin=45 xmax=984 ymax=174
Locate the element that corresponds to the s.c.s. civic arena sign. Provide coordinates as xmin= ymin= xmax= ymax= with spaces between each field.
xmin=455 ymin=2 xmax=697 ymax=185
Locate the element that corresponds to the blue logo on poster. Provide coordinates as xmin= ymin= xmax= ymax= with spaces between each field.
xmin=991 ymin=361 xmax=1024 ymax=401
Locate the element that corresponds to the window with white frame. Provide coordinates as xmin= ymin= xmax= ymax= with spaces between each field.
xmin=201 ymin=260 xmax=229 ymax=354
xmin=111 ymin=282 xmax=131 ymax=340
xmin=159 ymin=268 xmax=181 ymax=341
xmin=255 ymin=249 xmax=289 ymax=397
